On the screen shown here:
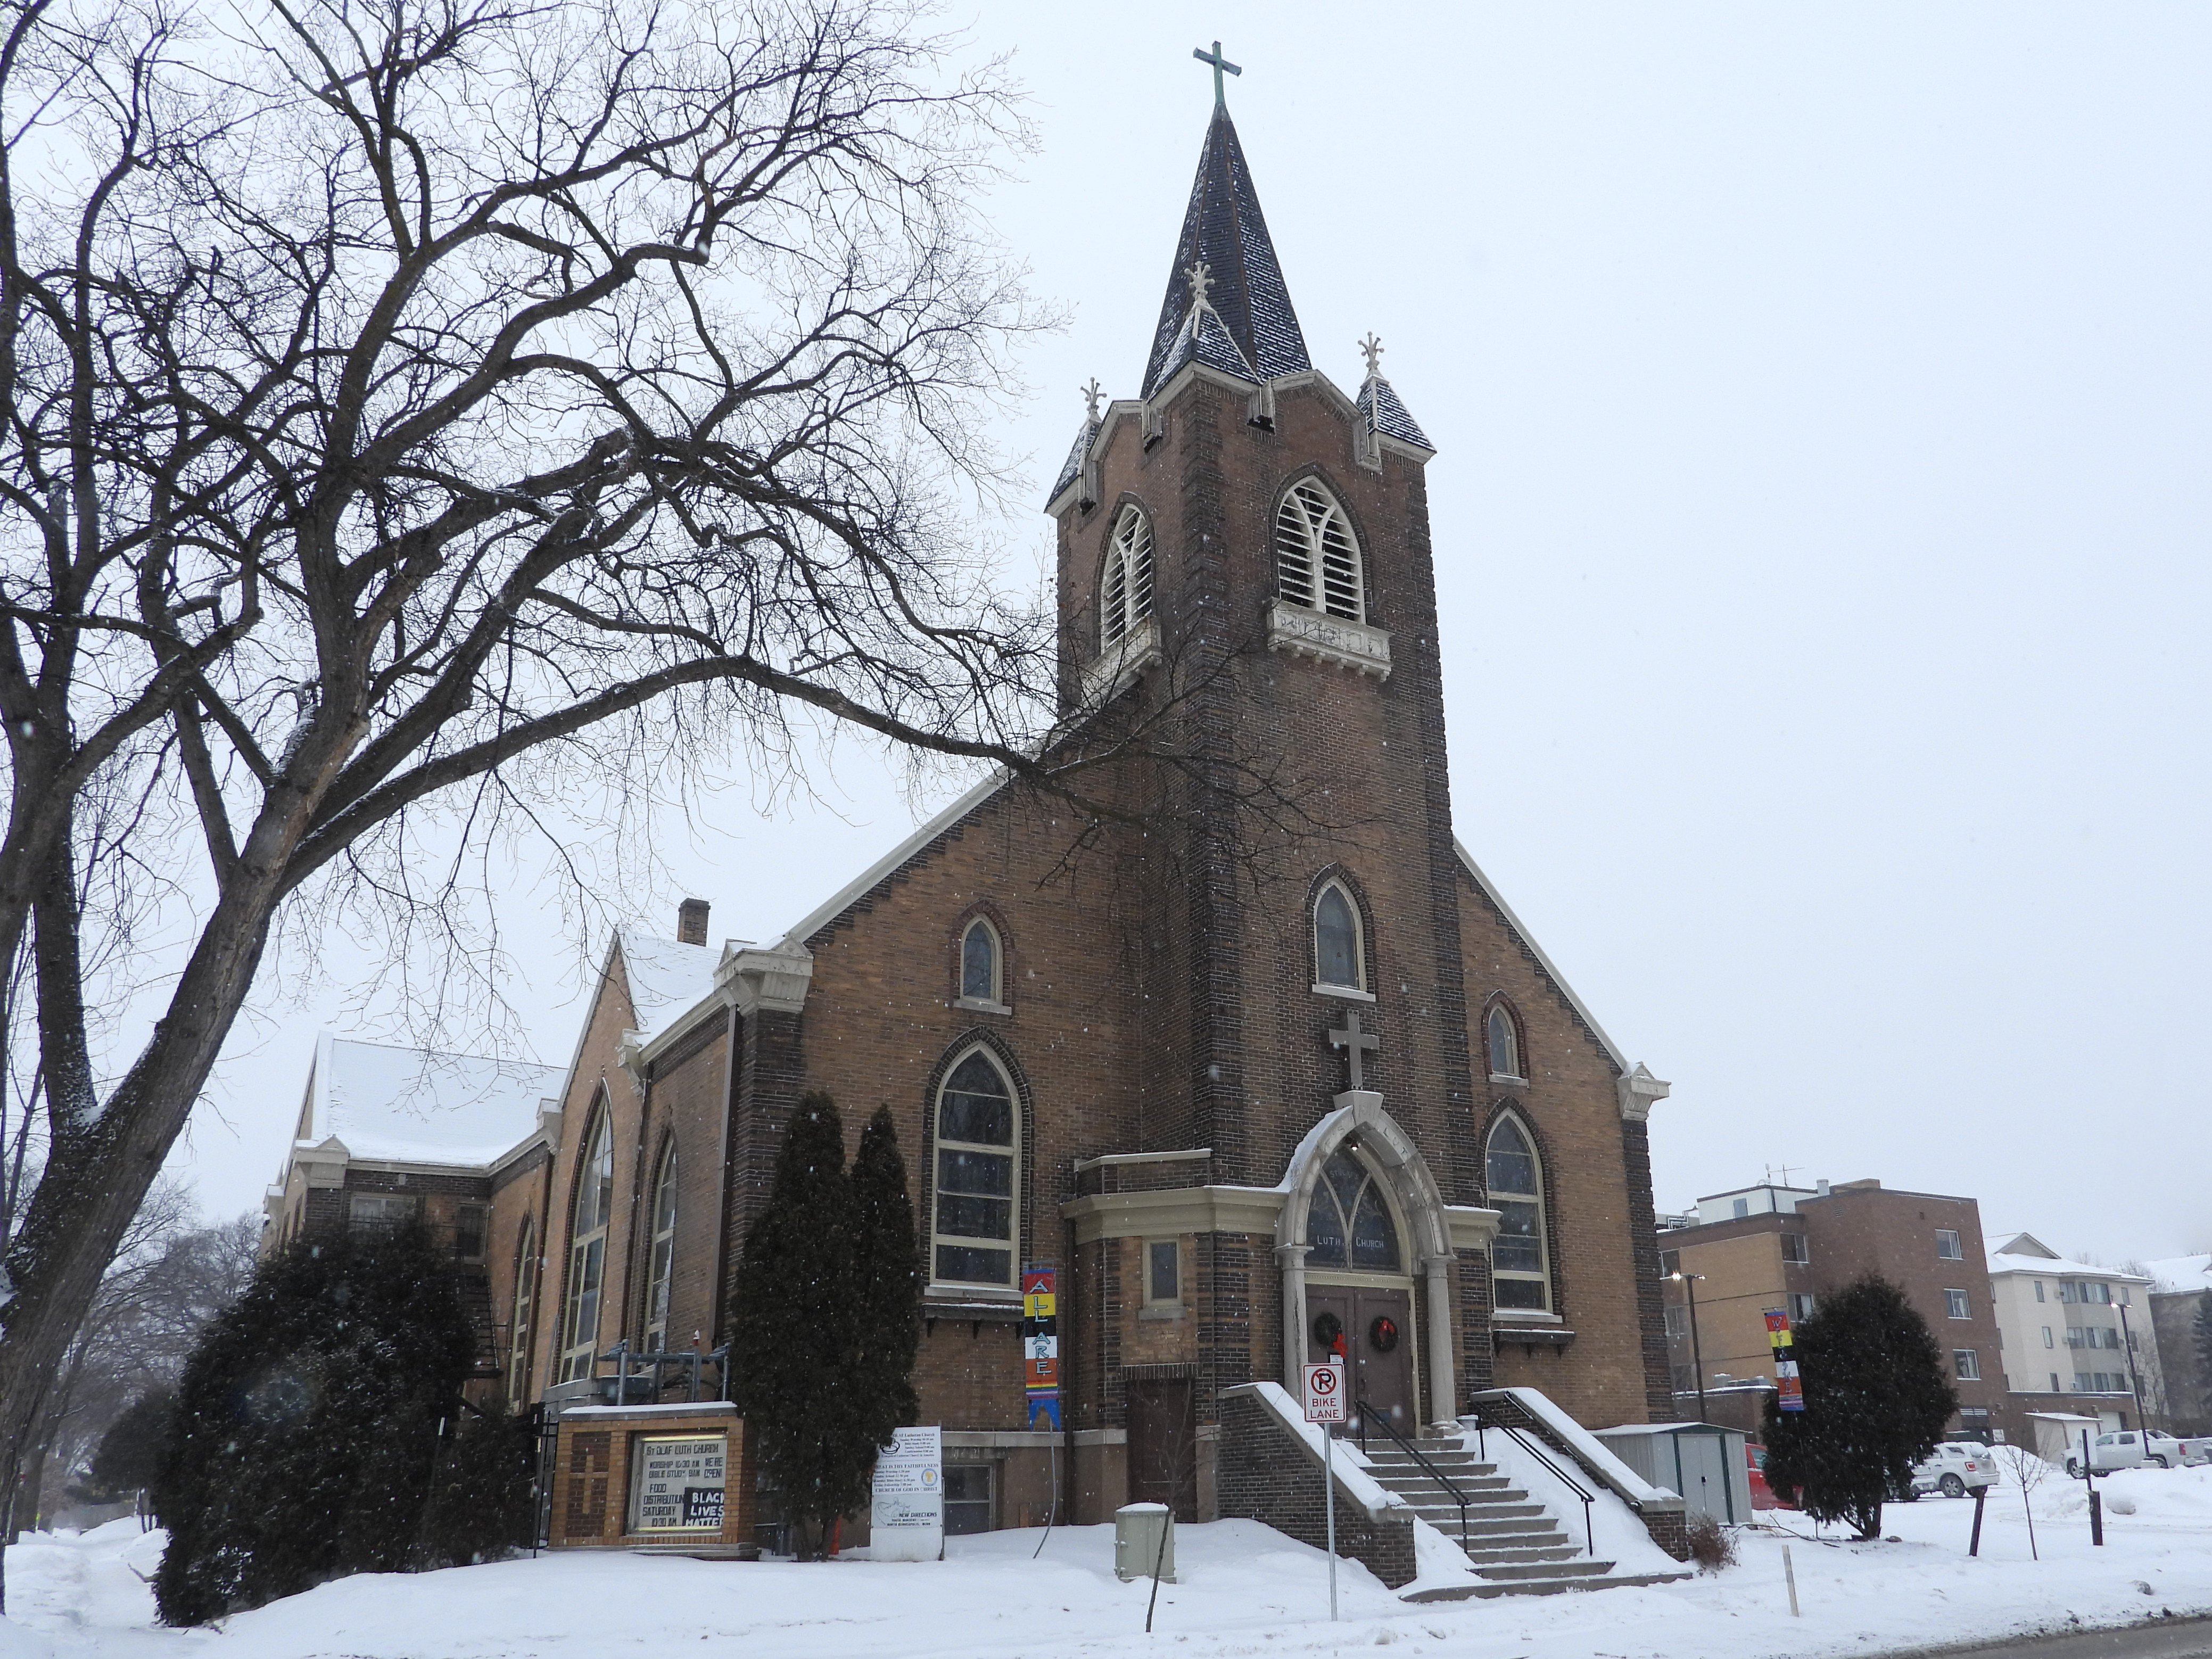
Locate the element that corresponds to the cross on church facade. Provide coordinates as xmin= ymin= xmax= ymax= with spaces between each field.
xmin=1192 ymin=40 xmax=1241 ymax=108
xmin=1328 ymin=1009 xmax=1380 ymax=1091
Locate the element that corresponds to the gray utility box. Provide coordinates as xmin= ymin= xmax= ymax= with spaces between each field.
xmin=1592 ymin=1422 xmax=1753 ymax=1525
xmin=1114 ymin=1503 xmax=1176 ymax=1582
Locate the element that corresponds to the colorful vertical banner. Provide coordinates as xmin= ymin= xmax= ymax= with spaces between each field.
xmin=1765 ymin=1308 xmax=1804 ymax=1412
xmin=1023 ymin=1266 xmax=1061 ymax=1430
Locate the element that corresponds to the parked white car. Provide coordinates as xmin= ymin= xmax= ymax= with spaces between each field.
xmin=2067 ymin=1430 xmax=2212 ymax=1475
xmin=1910 ymin=1442 xmax=2001 ymax=1498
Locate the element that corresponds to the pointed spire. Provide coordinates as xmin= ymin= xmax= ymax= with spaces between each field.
xmin=1355 ymin=332 xmax=1434 ymax=453
xmin=1141 ymin=107 xmax=1311 ymax=399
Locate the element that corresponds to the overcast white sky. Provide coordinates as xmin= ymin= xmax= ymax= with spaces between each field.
xmin=167 ymin=2 xmax=2212 ymax=1263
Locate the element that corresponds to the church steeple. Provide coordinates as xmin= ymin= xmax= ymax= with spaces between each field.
xmin=1140 ymin=106 xmax=1312 ymax=398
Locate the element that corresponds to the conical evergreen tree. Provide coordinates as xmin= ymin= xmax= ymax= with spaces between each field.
xmin=851 ymin=1106 xmax=923 ymax=1456
xmin=1760 ymin=1275 xmax=1957 ymax=1539
xmin=89 ymin=1388 xmax=175 ymax=1501
xmin=151 ymin=1221 xmax=476 ymax=1623
xmin=728 ymin=1093 xmax=866 ymax=1557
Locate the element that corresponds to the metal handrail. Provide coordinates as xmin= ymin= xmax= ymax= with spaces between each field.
xmin=1354 ymin=1396 xmax=1472 ymax=1548
xmin=1469 ymin=1402 xmax=1596 ymax=1557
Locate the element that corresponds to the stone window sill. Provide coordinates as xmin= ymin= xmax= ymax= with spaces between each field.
xmin=1489 ymin=1074 xmax=1528 ymax=1088
xmin=1492 ymin=1308 xmax=1564 ymax=1325
xmin=1312 ymin=983 xmax=1376 ymax=1003
xmin=955 ymin=997 xmax=1013 ymax=1016
xmin=1138 ymin=1305 xmax=1184 ymax=1322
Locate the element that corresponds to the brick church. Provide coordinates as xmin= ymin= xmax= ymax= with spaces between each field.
xmin=270 ymin=91 xmax=1679 ymax=1544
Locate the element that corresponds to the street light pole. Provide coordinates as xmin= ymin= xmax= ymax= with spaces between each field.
xmin=2117 ymin=1300 xmax=2151 ymax=1433
xmin=1671 ymin=1270 xmax=1708 ymax=1425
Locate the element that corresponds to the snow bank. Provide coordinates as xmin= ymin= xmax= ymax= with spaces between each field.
xmin=5 ymin=1471 xmax=2211 ymax=1659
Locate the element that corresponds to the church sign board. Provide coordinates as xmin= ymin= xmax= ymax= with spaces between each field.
xmin=546 ymin=1402 xmax=752 ymax=1555
xmin=870 ymin=1425 xmax=944 ymax=1562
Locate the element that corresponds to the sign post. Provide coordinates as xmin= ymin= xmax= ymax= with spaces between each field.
xmin=1302 ymin=1358 xmax=1347 ymax=1622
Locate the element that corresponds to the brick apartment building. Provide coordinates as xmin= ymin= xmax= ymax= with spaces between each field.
xmin=266 ymin=91 xmax=1685 ymax=1542
xmin=1658 ymin=1178 xmax=2003 ymax=1440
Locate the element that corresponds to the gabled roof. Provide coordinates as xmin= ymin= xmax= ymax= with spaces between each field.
xmin=293 ymin=1034 xmax=565 ymax=1167
xmin=615 ymin=930 xmax=721 ymax=1044
xmin=1141 ymin=106 xmax=1310 ymax=398
xmin=1989 ymin=1236 xmax=2151 ymax=1283
xmin=1452 ymin=839 xmax=1629 ymax=1075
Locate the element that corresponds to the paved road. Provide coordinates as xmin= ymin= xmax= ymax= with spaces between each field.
xmin=1891 ymin=1619 xmax=2212 ymax=1659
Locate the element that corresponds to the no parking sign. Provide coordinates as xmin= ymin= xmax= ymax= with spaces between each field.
xmin=1302 ymin=1359 xmax=1347 ymax=1424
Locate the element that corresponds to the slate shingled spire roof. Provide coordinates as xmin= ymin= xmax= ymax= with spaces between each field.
xmin=1358 ymin=373 xmax=1434 ymax=452
xmin=1141 ymin=106 xmax=1311 ymax=398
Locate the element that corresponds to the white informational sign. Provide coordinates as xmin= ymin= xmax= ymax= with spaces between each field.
xmin=1302 ymin=1360 xmax=1347 ymax=1424
xmin=870 ymin=1425 xmax=943 ymax=1562
xmin=630 ymin=1434 xmax=727 ymax=1533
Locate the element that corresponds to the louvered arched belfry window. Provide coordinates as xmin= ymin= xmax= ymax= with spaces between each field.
xmin=1275 ymin=480 xmax=1364 ymax=622
xmin=1100 ymin=505 xmax=1155 ymax=649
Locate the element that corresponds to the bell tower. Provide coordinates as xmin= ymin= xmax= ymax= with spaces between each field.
xmin=1045 ymin=79 xmax=1496 ymax=1416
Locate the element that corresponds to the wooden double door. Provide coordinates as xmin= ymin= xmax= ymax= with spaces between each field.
xmin=1305 ymin=1283 xmax=1416 ymax=1436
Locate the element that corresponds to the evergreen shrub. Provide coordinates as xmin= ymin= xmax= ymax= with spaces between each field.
xmin=1760 ymin=1275 xmax=1958 ymax=1540
xmin=151 ymin=1221 xmax=477 ymax=1622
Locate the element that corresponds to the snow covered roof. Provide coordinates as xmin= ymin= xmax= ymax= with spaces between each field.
xmin=1356 ymin=374 xmax=1433 ymax=452
xmin=293 ymin=1034 xmax=566 ymax=1167
xmin=614 ymin=930 xmax=721 ymax=1045
xmin=1988 ymin=1234 xmax=2151 ymax=1284
xmin=2143 ymin=1253 xmax=2212 ymax=1294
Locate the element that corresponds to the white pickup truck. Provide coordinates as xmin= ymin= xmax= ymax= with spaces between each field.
xmin=2067 ymin=1430 xmax=2212 ymax=1475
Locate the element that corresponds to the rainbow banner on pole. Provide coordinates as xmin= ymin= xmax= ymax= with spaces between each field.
xmin=1765 ymin=1308 xmax=1804 ymax=1412
xmin=1024 ymin=1267 xmax=1061 ymax=1430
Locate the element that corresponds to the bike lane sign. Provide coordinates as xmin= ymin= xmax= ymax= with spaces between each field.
xmin=1302 ymin=1359 xmax=1347 ymax=1424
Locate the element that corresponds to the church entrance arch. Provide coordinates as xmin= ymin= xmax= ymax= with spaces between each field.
xmin=1276 ymin=1095 xmax=1459 ymax=1433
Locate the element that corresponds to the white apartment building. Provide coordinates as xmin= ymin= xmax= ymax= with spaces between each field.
xmin=1987 ymin=1232 xmax=2162 ymax=1435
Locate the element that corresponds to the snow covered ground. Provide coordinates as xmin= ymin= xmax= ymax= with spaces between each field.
xmin=4 ymin=1466 xmax=2210 ymax=1659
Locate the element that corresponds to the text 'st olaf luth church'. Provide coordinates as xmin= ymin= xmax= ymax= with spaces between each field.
xmin=267 ymin=67 xmax=1686 ymax=1576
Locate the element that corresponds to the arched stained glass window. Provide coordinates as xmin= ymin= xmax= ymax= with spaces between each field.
xmin=1486 ymin=1115 xmax=1550 ymax=1311
xmin=644 ymin=1142 xmax=678 ymax=1352
xmin=1487 ymin=1005 xmax=1521 ymax=1080
xmin=1303 ymin=1147 xmax=1401 ymax=1272
xmin=1100 ymin=506 xmax=1155 ymax=648
xmin=934 ymin=1049 xmax=1018 ymax=1288
xmin=1276 ymin=481 xmax=1365 ymax=621
xmin=960 ymin=918 xmax=1000 ymax=1004
xmin=559 ymin=1108 xmax=615 ymax=1381
xmin=1314 ymin=882 xmax=1363 ymax=991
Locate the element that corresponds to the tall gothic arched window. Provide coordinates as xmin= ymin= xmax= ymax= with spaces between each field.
xmin=1313 ymin=881 xmax=1364 ymax=992
xmin=1303 ymin=1146 xmax=1401 ymax=1272
xmin=1275 ymin=481 xmax=1364 ymax=621
xmin=1486 ymin=1115 xmax=1551 ymax=1311
xmin=1486 ymin=1003 xmax=1522 ymax=1082
xmin=559 ymin=1107 xmax=615 ymax=1381
xmin=1100 ymin=505 xmax=1155 ymax=648
xmin=644 ymin=1141 xmax=678 ymax=1352
xmin=933 ymin=1048 xmax=1019 ymax=1288
xmin=960 ymin=917 xmax=1001 ymax=1004
xmin=507 ymin=1217 xmax=537 ymax=1406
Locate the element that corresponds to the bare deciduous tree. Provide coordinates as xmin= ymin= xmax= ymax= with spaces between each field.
xmin=0 ymin=0 xmax=1298 ymax=1594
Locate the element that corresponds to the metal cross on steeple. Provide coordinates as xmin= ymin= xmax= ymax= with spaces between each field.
xmin=1329 ymin=1009 xmax=1380 ymax=1092
xmin=1192 ymin=40 xmax=1242 ymax=108
xmin=1082 ymin=377 xmax=1102 ymax=422
xmin=1359 ymin=333 xmax=1384 ymax=378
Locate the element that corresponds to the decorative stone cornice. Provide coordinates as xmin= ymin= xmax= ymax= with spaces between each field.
xmin=716 ymin=943 xmax=815 ymax=1016
xmin=1617 ymin=1062 xmax=1671 ymax=1122
xmin=1080 ymin=616 xmax=1162 ymax=706
xmin=1060 ymin=1184 xmax=1286 ymax=1245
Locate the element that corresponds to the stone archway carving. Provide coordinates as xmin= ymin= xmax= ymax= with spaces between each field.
xmin=1275 ymin=1091 xmax=1496 ymax=1431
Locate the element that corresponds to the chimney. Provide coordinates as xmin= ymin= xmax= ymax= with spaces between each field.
xmin=676 ymin=898 xmax=709 ymax=946
xmin=1815 ymin=1178 xmax=1831 ymax=1197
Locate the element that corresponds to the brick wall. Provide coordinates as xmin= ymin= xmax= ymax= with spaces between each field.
xmin=1216 ymin=1388 xmax=1416 ymax=1588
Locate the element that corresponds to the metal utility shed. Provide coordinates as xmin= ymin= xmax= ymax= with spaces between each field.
xmin=1593 ymin=1422 xmax=1752 ymax=1525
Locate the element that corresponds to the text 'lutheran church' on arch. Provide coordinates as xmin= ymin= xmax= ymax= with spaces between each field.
xmin=268 ymin=70 xmax=1681 ymax=1561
